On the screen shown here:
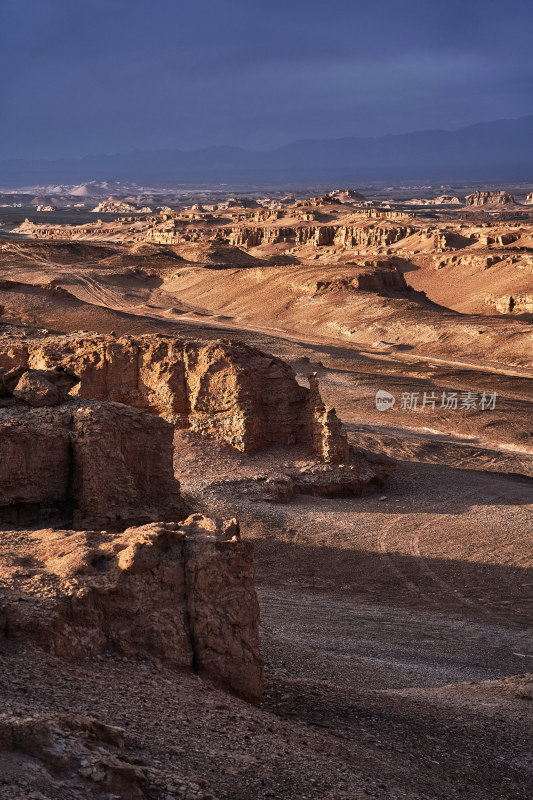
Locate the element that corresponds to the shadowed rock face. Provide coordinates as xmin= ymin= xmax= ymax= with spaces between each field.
xmin=4 ymin=333 xmax=349 ymax=461
xmin=0 ymin=515 xmax=263 ymax=703
xmin=0 ymin=365 xmax=27 ymax=396
xmin=0 ymin=404 xmax=73 ymax=521
xmin=0 ymin=399 xmax=186 ymax=528
xmin=11 ymin=366 xmax=80 ymax=407
xmin=0 ymin=709 xmax=220 ymax=798
xmin=0 ymin=712 xmax=147 ymax=800
xmin=12 ymin=369 xmax=61 ymax=406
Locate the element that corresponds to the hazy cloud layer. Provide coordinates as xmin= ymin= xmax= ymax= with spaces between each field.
xmin=1 ymin=0 xmax=532 ymax=158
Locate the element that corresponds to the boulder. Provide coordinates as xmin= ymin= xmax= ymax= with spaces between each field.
xmin=13 ymin=370 xmax=60 ymax=407
xmin=4 ymin=366 xmax=79 ymax=406
xmin=0 ymin=366 xmax=27 ymax=396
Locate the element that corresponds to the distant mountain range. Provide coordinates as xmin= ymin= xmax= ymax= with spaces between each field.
xmin=2 ymin=117 xmax=533 ymax=187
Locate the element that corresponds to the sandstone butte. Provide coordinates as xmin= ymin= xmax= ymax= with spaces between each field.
xmin=0 ymin=332 xmax=357 ymax=460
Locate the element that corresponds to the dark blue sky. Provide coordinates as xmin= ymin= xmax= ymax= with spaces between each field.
xmin=1 ymin=0 xmax=532 ymax=159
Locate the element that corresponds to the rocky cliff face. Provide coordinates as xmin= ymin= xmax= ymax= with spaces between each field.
xmin=2 ymin=333 xmax=347 ymax=460
xmin=0 ymin=404 xmax=73 ymax=523
xmin=291 ymin=222 xmax=413 ymax=249
xmin=224 ymin=226 xmax=294 ymax=247
xmin=333 ymin=223 xmax=414 ymax=249
xmin=71 ymin=402 xmax=185 ymax=529
xmin=0 ymin=515 xmax=263 ymax=703
xmin=0 ymin=399 xmax=185 ymax=528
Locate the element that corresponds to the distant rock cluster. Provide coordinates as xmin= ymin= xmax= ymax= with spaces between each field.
xmin=465 ymin=190 xmax=515 ymax=206
xmin=91 ymin=198 xmax=150 ymax=214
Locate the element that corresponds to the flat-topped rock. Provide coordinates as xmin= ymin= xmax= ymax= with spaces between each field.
xmin=0 ymin=514 xmax=262 ymax=703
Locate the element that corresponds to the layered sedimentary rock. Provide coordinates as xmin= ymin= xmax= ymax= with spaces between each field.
xmin=294 ymin=223 xmax=377 ymax=247
xmin=0 ymin=515 xmax=262 ymax=702
xmin=332 ymin=223 xmax=414 ymax=249
xmin=3 ymin=333 xmax=347 ymax=459
xmin=0 ymin=400 xmax=185 ymax=527
xmin=224 ymin=226 xmax=295 ymax=248
xmin=465 ymin=190 xmax=515 ymax=206
xmin=146 ymin=219 xmax=415 ymax=251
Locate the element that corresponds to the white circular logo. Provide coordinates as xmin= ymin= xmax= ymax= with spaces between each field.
xmin=375 ymin=390 xmax=396 ymax=412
